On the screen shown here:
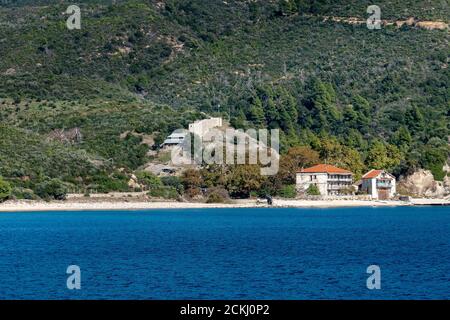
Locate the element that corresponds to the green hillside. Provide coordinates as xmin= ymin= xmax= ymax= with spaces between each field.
xmin=0 ymin=0 xmax=449 ymax=198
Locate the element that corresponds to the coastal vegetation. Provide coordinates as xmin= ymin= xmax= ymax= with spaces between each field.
xmin=35 ymin=178 xmax=69 ymax=201
xmin=0 ymin=177 xmax=12 ymax=202
xmin=0 ymin=0 xmax=448 ymax=200
xmin=306 ymin=184 xmax=321 ymax=196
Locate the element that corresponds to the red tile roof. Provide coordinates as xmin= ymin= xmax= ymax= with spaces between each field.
xmin=362 ymin=170 xmax=383 ymax=179
xmin=299 ymin=164 xmax=352 ymax=174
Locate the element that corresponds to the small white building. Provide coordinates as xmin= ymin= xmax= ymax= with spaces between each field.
xmin=161 ymin=130 xmax=188 ymax=148
xmin=189 ymin=117 xmax=223 ymax=138
xmin=297 ymin=164 xmax=354 ymax=196
xmin=161 ymin=117 xmax=223 ymax=148
xmin=361 ymin=170 xmax=396 ymax=200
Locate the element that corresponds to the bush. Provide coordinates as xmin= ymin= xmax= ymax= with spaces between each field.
xmin=340 ymin=186 xmax=356 ymax=196
xmin=11 ymin=187 xmax=36 ymax=200
xmin=148 ymin=186 xmax=178 ymax=200
xmin=206 ymin=193 xmax=225 ymax=203
xmin=89 ymin=172 xmax=130 ymax=193
xmin=206 ymin=187 xmax=229 ymax=203
xmin=428 ymin=164 xmax=446 ymax=182
xmin=226 ymin=165 xmax=266 ymax=198
xmin=161 ymin=176 xmax=184 ymax=193
xmin=249 ymin=191 xmax=259 ymax=198
xmin=35 ymin=178 xmax=68 ymax=200
xmin=136 ymin=171 xmax=162 ymax=188
xmin=185 ymin=187 xmax=202 ymax=198
xmin=181 ymin=169 xmax=203 ymax=191
xmin=279 ymin=185 xmax=297 ymax=199
xmin=306 ymin=184 xmax=321 ymax=196
xmin=0 ymin=177 xmax=12 ymax=202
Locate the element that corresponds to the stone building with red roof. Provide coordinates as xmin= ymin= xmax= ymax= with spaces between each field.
xmin=361 ymin=170 xmax=396 ymax=200
xmin=296 ymin=164 xmax=354 ymax=196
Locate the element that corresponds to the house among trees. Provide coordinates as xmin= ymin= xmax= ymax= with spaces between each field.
xmin=361 ymin=170 xmax=396 ymax=200
xmin=297 ymin=164 xmax=354 ymax=196
xmin=161 ymin=118 xmax=224 ymax=148
xmin=161 ymin=130 xmax=188 ymax=148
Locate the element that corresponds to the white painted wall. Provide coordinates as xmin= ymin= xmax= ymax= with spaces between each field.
xmin=361 ymin=172 xmax=397 ymax=199
xmin=390 ymin=178 xmax=397 ymax=198
xmin=361 ymin=178 xmax=381 ymax=199
xmin=371 ymin=178 xmax=377 ymax=198
xmin=189 ymin=118 xmax=223 ymax=138
xmin=296 ymin=173 xmax=328 ymax=196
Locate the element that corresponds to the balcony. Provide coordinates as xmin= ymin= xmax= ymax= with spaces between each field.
xmin=377 ymin=182 xmax=392 ymax=188
xmin=328 ymin=184 xmax=352 ymax=190
xmin=328 ymin=176 xmax=353 ymax=183
xmin=328 ymin=178 xmax=352 ymax=182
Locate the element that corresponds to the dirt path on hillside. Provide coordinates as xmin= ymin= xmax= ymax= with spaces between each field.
xmin=321 ymin=15 xmax=448 ymax=30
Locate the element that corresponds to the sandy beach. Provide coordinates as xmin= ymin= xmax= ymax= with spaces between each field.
xmin=0 ymin=197 xmax=449 ymax=212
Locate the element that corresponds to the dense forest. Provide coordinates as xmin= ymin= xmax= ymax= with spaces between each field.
xmin=0 ymin=0 xmax=448 ymax=200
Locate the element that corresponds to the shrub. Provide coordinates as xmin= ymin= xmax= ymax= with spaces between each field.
xmin=279 ymin=185 xmax=297 ymax=199
xmin=428 ymin=164 xmax=446 ymax=182
xmin=206 ymin=193 xmax=225 ymax=203
xmin=185 ymin=187 xmax=202 ymax=198
xmin=161 ymin=176 xmax=184 ymax=193
xmin=306 ymin=184 xmax=321 ymax=196
xmin=35 ymin=178 xmax=68 ymax=200
xmin=206 ymin=187 xmax=229 ymax=203
xmin=181 ymin=169 xmax=203 ymax=190
xmin=0 ymin=177 xmax=12 ymax=202
xmin=148 ymin=186 xmax=178 ymax=200
xmin=226 ymin=165 xmax=266 ymax=198
xmin=340 ymin=186 xmax=356 ymax=196
xmin=136 ymin=171 xmax=162 ymax=188
xmin=90 ymin=172 xmax=130 ymax=192
xmin=11 ymin=187 xmax=36 ymax=200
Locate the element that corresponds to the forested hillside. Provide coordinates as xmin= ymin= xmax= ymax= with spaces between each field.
xmin=0 ymin=0 xmax=448 ymax=198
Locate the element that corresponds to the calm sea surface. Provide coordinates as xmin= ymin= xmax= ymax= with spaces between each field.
xmin=0 ymin=207 xmax=448 ymax=300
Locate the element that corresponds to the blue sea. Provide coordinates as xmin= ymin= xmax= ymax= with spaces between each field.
xmin=0 ymin=207 xmax=449 ymax=300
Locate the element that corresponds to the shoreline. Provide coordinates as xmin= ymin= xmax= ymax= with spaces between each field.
xmin=0 ymin=198 xmax=449 ymax=212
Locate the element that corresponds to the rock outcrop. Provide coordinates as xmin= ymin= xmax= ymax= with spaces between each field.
xmin=127 ymin=174 xmax=143 ymax=190
xmin=398 ymin=169 xmax=449 ymax=198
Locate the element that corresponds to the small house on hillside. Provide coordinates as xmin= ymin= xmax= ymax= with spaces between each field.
xmin=361 ymin=170 xmax=396 ymax=200
xmin=160 ymin=130 xmax=188 ymax=148
xmin=297 ymin=164 xmax=354 ymax=196
xmin=189 ymin=117 xmax=223 ymax=138
xmin=161 ymin=118 xmax=223 ymax=148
